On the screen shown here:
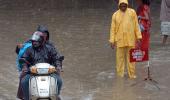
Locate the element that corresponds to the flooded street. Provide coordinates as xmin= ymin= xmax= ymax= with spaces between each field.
xmin=0 ymin=0 xmax=170 ymax=100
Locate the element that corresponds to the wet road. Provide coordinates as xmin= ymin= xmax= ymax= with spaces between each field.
xmin=0 ymin=0 xmax=170 ymax=100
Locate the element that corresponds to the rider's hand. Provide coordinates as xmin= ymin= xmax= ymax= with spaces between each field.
xmin=30 ymin=66 xmax=37 ymax=74
xmin=48 ymin=66 xmax=56 ymax=73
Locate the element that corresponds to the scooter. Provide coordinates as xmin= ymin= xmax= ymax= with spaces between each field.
xmin=29 ymin=63 xmax=58 ymax=100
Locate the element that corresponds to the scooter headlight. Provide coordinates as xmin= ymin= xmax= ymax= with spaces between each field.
xmin=37 ymin=68 xmax=49 ymax=74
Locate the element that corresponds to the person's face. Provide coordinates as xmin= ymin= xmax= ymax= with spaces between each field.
xmin=119 ymin=3 xmax=128 ymax=12
xmin=32 ymin=40 xmax=41 ymax=48
xmin=31 ymin=32 xmax=44 ymax=48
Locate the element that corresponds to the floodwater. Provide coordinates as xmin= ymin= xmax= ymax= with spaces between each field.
xmin=0 ymin=0 xmax=170 ymax=100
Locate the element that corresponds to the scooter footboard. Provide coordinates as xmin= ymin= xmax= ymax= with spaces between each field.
xmin=29 ymin=75 xmax=57 ymax=100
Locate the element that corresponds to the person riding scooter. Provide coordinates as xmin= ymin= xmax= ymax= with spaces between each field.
xmin=20 ymin=31 xmax=63 ymax=100
xmin=16 ymin=25 xmax=64 ymax=100
xmin=16 ymin=25 xmax=64 ymax=72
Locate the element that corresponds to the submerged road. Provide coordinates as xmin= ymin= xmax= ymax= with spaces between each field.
xmin=0 ymin=0 xmax=170 ymax=100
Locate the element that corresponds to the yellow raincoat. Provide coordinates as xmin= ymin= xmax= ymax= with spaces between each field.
xmin=109 ymin=0 xmax=142 ymax=78
xmin=109 ymin=2 xmax=142 ymax=47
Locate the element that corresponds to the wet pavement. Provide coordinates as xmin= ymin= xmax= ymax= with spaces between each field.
xmin=0 ymin=0 xmax=170 ymax=100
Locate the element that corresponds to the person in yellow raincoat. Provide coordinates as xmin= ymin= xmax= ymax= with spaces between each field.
xmin=109 ymin=0 xmax=142 ymax=79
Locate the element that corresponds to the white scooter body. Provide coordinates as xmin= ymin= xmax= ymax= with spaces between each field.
xmin=29 ymin=63 xmax=57 ymax=100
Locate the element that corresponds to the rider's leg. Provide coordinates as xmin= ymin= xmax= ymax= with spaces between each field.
xmin=51 ymin=74 xmax=63 ymax=95
xmin=21 ymin=74 xmax=30 ymax=100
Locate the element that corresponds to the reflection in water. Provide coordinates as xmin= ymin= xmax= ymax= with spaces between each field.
xmin=113 ymin=77 xmax=139 ymax=100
